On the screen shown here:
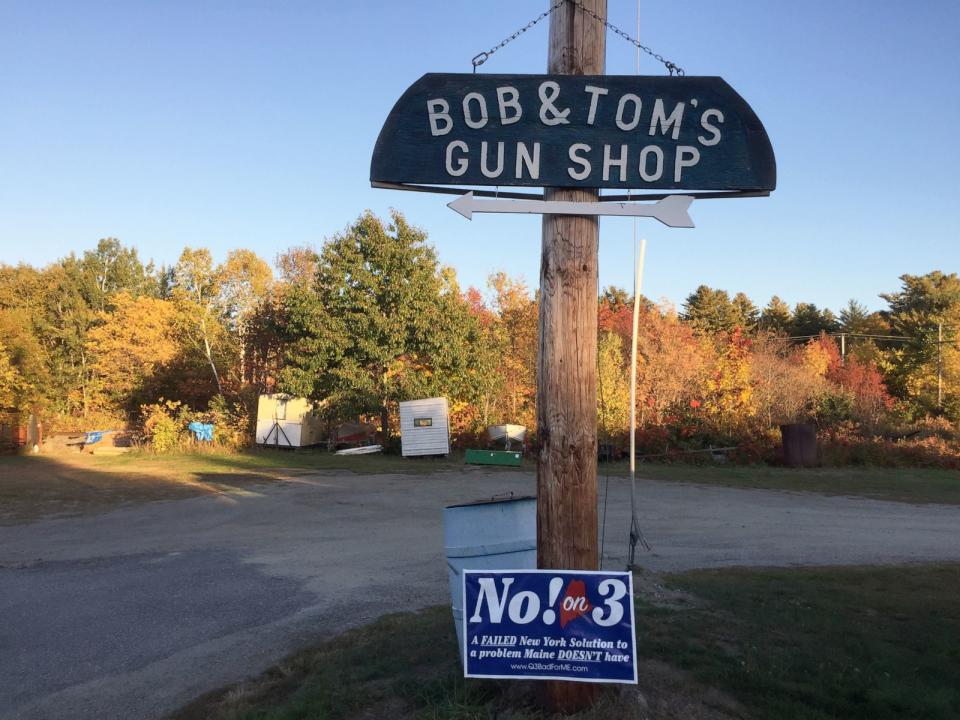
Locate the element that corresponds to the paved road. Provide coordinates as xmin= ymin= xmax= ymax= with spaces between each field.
xmin=3 ymin=469 xmax=960 ymax=720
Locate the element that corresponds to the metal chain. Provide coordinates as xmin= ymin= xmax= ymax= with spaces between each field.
xmin=578 ymin=1 xmax=685 ymax=76
xmin=471 ymin=0 xmax=685 ymax=76
xmin=472 ymin=0 xmax=565 ymax=72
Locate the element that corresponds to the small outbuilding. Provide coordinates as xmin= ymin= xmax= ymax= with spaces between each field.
xmin=399 ymin=397 xmax=450 ymax=457
xmin=255 ymin=394 xmax=324 ymax=448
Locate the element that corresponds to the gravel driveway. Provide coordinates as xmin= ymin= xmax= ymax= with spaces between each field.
xmin=2 ymin=469 xmax=959 ymax=720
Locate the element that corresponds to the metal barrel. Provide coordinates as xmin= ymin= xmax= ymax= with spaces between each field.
xmin=443 ymin=495 xmax=536 ymax=663
xmin=780 ymin=423 xmax=819 ymax=467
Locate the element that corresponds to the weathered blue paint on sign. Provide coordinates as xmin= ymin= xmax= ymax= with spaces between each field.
xmin=462 ymin=569 xmax=637 ymax=683
xmin=371 ymin=74 xmax=775 ymax=192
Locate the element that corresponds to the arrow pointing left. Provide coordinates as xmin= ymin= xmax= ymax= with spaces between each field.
xmin=447 ymin=192 xmax=695 ymax=228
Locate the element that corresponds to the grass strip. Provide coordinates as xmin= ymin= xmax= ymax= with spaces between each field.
xmin=172 ymin=563 xmax=960 ymax=720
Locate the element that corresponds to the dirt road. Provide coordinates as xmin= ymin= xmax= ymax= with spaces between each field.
xmin=2 ymin=468 xmax=959 ymax=720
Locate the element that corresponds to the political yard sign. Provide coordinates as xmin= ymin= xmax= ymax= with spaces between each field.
xmin=371 ymin=74 xmax=775 ymax=194
xmin=462 ymin=569 xmax=637 ymax=684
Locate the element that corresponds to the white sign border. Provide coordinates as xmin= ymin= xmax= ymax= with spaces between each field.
xmin=461 ymin=568 xmax=638 ymax=685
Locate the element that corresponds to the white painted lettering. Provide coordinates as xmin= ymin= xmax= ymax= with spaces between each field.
xmin=507 ymin=591 xmax=540 ymax=624
xmin=427 ymin=98 xmax=453 ymax=136
xmin=615 ymin=93 xmax=643 ymax=131
xmin=538 ymin=81 xmax=571 ymax=126
xmin=445 ymin=140 xmax=469 ymax=176
xmin=674 ymin=145 xmax=701 ymax=181
xmin=698 ymin=108 xmax=724 ymax=146
xmin=515 ymin=142 xmax=541 ymax=179
xmin=496 ymin=86 xmax=522 ymax=126
xmin=639 ymin=145 xmax=664 ymax=181
xmin=462 ymin=92 xmax=488 ymax=130
xmin=602 ymin=144 xmax=628 ymax=182
xmin=480 ymin=141 xmax=504 ymax=178
xmin=469 ymin=577 xmax=513 ymax=623
xmin=584 ymin=84 xmax=609 ymax=125
xmin=649 ymin=99 xmax=686 ymax=139
xmin=567 ymin=143 xmax=592 ymax=180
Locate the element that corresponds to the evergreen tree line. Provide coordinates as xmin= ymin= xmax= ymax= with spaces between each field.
xmin=1 ymin=211 xmax=957 ymax=462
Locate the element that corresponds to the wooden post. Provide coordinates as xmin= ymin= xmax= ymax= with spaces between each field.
xmin=537 ymin=0 xmax=606 ymax=712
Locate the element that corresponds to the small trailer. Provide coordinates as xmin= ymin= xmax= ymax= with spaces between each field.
xmin=255 ymin=394 xmax=324 ymax=448
xmin=399 ymin=397 xmax=450 ymax=457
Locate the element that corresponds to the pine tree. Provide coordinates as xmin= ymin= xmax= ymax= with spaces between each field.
xmin=759 ymin=296 xmax=792 ymax=333
xmin=731 ymin=292 xmax=760 ymax=331
xmin=682 ymin=285 xmax=739 ymax=334
xmin=790 ymin=302 xmax=838 ymax=337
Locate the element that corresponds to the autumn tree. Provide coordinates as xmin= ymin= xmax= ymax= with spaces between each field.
xmin=78 ymin=238 xmax=155 ymax=312
xmin=703 ymin=328 xmax=754 ymax=435
xmin=0 ymin=265 xmax=50 ymax=410
xmin=0 ymin=340 xmax=26 ymax=409
xmin=881 ymin=271 xmax=960 ymax=417
xmin=597 ymin=331 xmax=630 ymax=443
xmin=750 ymin=333 xmax=826 ymax=427
xmin=599 ymin=285 xmax=652 ymax=347
xmin=218 ymin=249 xmax=273 ymax=382
xmin=276 ymin=245 xmax=318 ymax=285
xmin=759 ymin=296 xmax=792 ymax=334
xmin=682 ymin=285 xmax=740 ymax=334
xmin=731 ymin=292 xmax=760 ymax=331
xmin=790 ymin=302 xmax=838 ymax=337
xmin=486 ymin=272 xmax=538 ymax=429
xmin=635 ymin=304 xmax=711 ymax=426
xmin=85 ymin=293 xmax=180 ymax=414
xmin=171 ymin=248 xmax=227 ymax=395
xmin=281 ymin=211 xmax=488 ymax=438
xmin=837 ymin=299 xmax=890 ymax=366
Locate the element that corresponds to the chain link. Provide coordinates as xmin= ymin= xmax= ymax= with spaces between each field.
xmin=471 ymin=0 xmax=684 ymax=76
xmin=472 ymin=0 xmax=565 ymax=72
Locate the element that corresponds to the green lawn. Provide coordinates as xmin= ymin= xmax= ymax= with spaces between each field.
xmin=638 ymin=563 xmax=960 ymax=720
xmin=91 ymin=446 xmax=477 ymax=476
xmin=172 ymin=563 xmax=960 ymax=720
xmin=0 ymin=449 xmax=515 ymax=524
xmin=622 ymin=462 xmax=960 ymax=505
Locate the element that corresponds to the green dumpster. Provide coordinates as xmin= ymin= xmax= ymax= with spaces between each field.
xmin=465 ymin=449 xmax=523 ymax=467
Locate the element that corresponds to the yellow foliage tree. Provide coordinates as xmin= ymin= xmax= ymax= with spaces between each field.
xmin=703 ymin=329 xmax=754 ymax=434
xmin=86 ymin=293 xmax=180 ymax=414
xmin=597 ymin=331 xmax=630 ymax=443
xmin=802 ymin=340 xmax=831 ymax=378
xmin=0 ymin=339 xmax=25 ymax=409
xmin=487 ymin=272 xmax=538 ymax=430
xmin=635 ymin=304 xmax=712 ymax=426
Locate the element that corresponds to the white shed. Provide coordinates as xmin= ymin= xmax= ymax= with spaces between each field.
xmin=255 ymin=394 xmax=324 ymax=448
xmin=399 ymin=397 xmax=450 ymax=457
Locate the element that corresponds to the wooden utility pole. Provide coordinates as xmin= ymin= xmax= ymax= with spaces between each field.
xmin=537 ymin=0 xmax=606 ymax=712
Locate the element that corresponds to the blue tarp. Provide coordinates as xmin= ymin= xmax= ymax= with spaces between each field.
xmin=83 ymin=431 xmax=105 ymax=445
xmin=187 ymin=422 xmax=214 ymax=442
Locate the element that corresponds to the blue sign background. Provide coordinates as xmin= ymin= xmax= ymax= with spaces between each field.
xmin=462 ymin=569 xmax=637 ymax=684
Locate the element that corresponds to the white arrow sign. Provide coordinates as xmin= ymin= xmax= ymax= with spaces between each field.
xmin=447 ymin=192 xmax=695 ymax=228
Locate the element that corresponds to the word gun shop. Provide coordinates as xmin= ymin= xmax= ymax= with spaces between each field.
xmin=427 ymin=81 xmax=724 ymax=185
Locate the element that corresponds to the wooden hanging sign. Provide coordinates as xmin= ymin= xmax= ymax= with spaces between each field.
xmin=371 ymin=74 xmax=775 ymax=194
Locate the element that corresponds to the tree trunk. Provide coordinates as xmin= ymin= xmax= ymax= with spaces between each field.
xmin=380 ymin=404 xmax=390 ymax=446
xmin=200 ymin=316 xmax=223 ymax=396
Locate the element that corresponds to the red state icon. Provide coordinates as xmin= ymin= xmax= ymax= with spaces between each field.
xmin=559 ymin=579 xmax=593 ymax=629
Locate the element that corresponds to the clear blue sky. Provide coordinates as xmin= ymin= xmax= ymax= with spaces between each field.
xmin=1 ymin=0 xmax=957 ymax=312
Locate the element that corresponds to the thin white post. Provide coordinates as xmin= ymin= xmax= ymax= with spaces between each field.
xmin=628 ymin=237 xmax=646 ymax=566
